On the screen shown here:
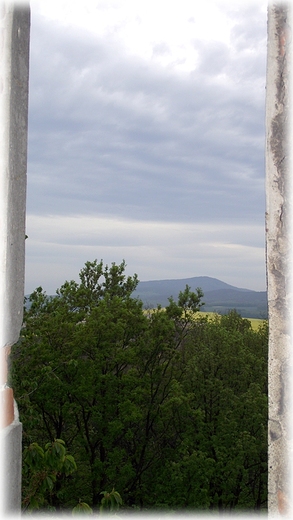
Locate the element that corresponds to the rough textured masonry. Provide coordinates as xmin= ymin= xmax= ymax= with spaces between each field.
xmin=0 ymin=1 xmax=30 ymax=514
xmin=266 ymin=3 xmax=292 ymax=517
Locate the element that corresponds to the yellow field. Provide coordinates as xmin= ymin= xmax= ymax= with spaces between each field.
xmin=197 ymin=312 xmax=266 ymax=330
xmin=248 ymin=318 xmax=267 ymax=330
xmin=198 ymin=312 xmax=266 ymax=330
xmin=144 ymin=309 xmax=266 ymax=330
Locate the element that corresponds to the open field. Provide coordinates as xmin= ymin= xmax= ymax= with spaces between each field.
xmin=197 ymin=312 xmax=266 ymax=330
xmin=248 ymin=318 xmax=267 ymax=330
xmin=144 ymin=309 xmax=267 ymax=330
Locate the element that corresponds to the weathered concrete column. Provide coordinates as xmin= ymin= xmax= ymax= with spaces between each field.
xmin=0 ymin=1 xmax=30 ymax=514
xmin=265 ymin=3 xmax=292 ymax=517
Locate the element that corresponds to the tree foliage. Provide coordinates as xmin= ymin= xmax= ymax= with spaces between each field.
xmin=10 ymin=260 xmax=268 ymax=513
xmin=100 ymin=488 xmax=123 ymax=513
xmin=22 ymin=438 xmax=77 ymax=511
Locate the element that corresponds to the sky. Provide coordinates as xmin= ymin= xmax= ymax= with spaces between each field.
xmin=25 ymin=0 xmax=268 ymax=295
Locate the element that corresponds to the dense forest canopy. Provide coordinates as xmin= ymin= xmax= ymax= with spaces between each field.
xmin=10 ymin=260 xmax=268 ymax=514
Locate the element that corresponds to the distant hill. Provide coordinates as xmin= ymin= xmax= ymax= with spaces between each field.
xmin=133 ymin=276 xmax=267 ymax=319
xmin=25 ymin=276 xmax=268 ymax=319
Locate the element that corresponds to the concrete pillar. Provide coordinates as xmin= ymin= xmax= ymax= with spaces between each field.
xmin=0 ymin=1 xmax=30 ymax=514
xmin=265 ymin=3 xmax=292 ymax=517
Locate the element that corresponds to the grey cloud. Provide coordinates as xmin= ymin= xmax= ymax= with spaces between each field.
xmin=229 ymin=2 xmax=267 ymax=52
xmin=152 ymin=42 xmax=171 ymax=57
xmin=27 ymin=8 xmax=266 ymax=229
xmin=196 ymin=41 xmax=230 ymax=75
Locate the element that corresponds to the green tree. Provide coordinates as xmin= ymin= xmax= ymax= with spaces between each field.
xmin=11 ymin=261 xmax=203 ymax=510
xmin=11 ymin=261 xmax=145 ymax=507
xmin=10 ymin=261 xmax=267 ymax=513
xmin=147 ymin=311 xmax=268 ymax=512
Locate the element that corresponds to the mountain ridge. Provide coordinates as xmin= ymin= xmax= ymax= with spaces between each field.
xmin=136 ymin=275 xmax=255 ymax=293
xmin=25 ymin=276 xmax=267 ymax=319
xmin=133 ymin=276 xmax=267 ymax=319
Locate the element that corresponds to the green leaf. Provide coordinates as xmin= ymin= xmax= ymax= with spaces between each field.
xmin=72 ymin=501 xmax=93 ymax=514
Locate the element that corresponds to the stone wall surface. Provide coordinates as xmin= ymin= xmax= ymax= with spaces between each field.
xmin=266 ymin=3 xmax=292 ymax=517
xmin=0 ymin=1 xmax=30 ymax=515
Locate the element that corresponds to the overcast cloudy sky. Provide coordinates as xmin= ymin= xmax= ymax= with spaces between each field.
xmin=25 ymin=0 xmax=268 ymax=295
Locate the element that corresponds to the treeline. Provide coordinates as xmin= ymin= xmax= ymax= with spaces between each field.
xmin=10 ymin=260 xmax=268 ymax=514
